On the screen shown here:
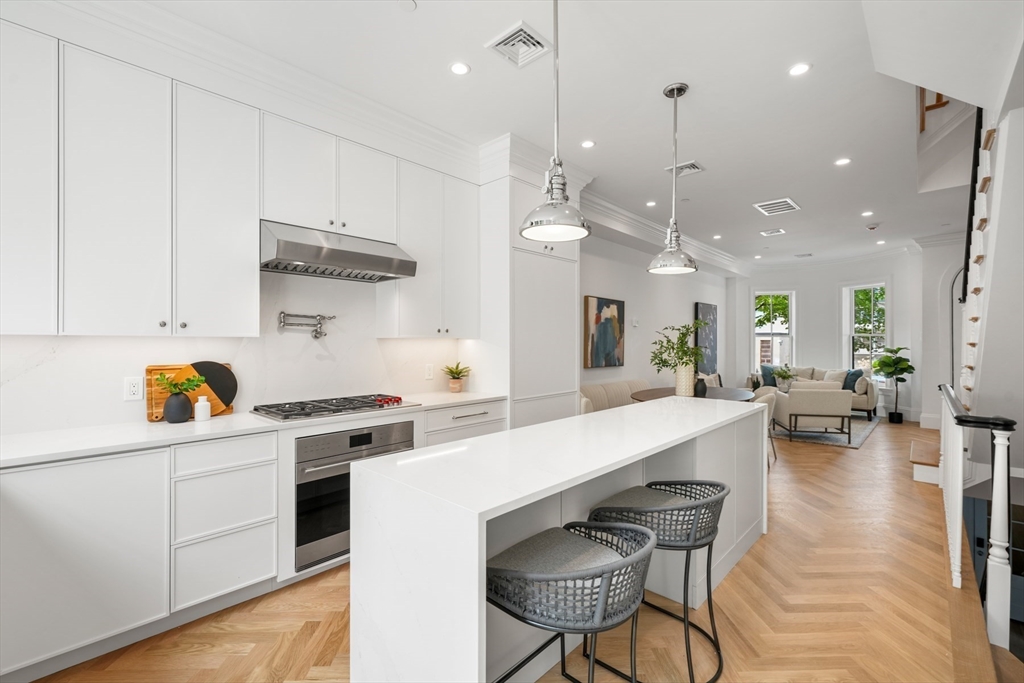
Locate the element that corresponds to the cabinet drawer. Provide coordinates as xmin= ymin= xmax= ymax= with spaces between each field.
xmin=172 ymin=521 xmax=276 ymax=611
xmin=172 ymin=433 xmax=275 ymax=476
xmin=173 ymin=462 xmax=276 ymax=544
xmin=424 ymin=419 xmax=506 ymax=447
xmin=425 ymin=400 xmax=507 ymax=433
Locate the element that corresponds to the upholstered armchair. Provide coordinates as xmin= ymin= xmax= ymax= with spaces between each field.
xmin=773 ymin=382 xmax=853 ymax=444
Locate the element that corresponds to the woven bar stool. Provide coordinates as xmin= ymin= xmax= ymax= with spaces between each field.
xmin=589 ymin=481 xmax=730 ymax=683
xmin=486 ymin=521 xmax=657 ymax=683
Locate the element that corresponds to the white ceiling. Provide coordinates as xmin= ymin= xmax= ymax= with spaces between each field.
xmin=149 ymin=0 xmax=976 ymax=266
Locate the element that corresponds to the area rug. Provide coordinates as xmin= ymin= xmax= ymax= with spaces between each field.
xmin=770 ymin=417 xmax=879 ymax=449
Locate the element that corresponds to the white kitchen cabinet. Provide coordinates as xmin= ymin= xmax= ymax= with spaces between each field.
xmin=61 ymin=45 xmax=172 ymax=335
xmin=261 ymin=113 xmax=336 ymax=231
xmin=511 ymin=178 xmax=579 ymax=262
xmin=424 ymin=399 xmax=507 ymax=432
xmin=172 ymin=461 xmax=276 ymax=544
xmin=174 ymin=83 xmax=260 ymax=337
xmin=512 ymin=392 xmax=578 ymax=429
xmin=337 ymin=137 xmax=397 ymax=243
xmin=172 ymin=520 xmax=276 ymax=612
xmin=425 ymin=419 xmax=507 ymax=446
xmin=0 ymin=449 xmax=170 ymax=675
xmin=377 ymin=162 xmax=480 ymax=338
xmin=0 ymin=21 xmax=58 ymax=335
xmin=513 ymin=249 xmax=578 ymax=398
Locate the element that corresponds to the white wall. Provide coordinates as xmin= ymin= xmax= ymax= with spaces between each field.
xmin=0 ymin=274 xmax=457 ymax=434
xmin=729 ymin=249 xmax=924 ymax=420
xmin=917 ymin=236 xmax=965 ymax=429
xmin=579 ymin=238 xmax=729 ymax=389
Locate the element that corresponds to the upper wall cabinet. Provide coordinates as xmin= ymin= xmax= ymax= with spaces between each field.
xmin=511 ymin=178 xmax=579 ymax=262
xmin=174 ymin=84 xmax=260 ymax=337
xmin=61 ymin=45 xmax=172 ymax=336
xmin=261 ymin=113 xmax=336 ymax=231
xmin=376 ymin=162 xmax=479 ymax=339
xmin=0 ymin=21 xmax=58 ymax=335
xmin=337 ymin=138 xmax=397 ymax=244
xmin=261 ymin=115 xmax=399 ymax=244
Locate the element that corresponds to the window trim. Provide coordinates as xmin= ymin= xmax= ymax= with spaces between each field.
xmin=752 ymin=290 xmax=795 ymax=370
xmin=844 ymin=282 xmax=889 ymax=380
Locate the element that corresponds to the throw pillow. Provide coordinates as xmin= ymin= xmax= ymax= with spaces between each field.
xmin=698 ymin=372 xmax=721 ymax=388
xmin=844 ymin=369 xmax=864 ymax=392
xmin=854 ymin=376 xmax=869 ymax=395
xmin=760 ymin=364 xmax=777 ymax=387
xmin=823 ymin=369 xmax=849 ymax=384
xmin=792 ymin=366 xmax=815 ymax=380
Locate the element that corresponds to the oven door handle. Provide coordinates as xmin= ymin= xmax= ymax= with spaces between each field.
xmin=302 ymin=461 xmax=351 ymax=475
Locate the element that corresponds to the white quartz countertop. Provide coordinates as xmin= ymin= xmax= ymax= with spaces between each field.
xmin=354 ymin=396 xmax=764 ymax=520
xmin=0 ymin=392 xmax=506 ymax=470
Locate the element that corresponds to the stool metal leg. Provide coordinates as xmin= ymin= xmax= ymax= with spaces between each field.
xmin=683 ymin=549 xmax=695 ymax=683
xmin=580 ymin=611 xmax=644 ymax=683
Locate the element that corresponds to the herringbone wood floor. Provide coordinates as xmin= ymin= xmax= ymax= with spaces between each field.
xmin=39 ymin=421 xmax=1000 ymax=682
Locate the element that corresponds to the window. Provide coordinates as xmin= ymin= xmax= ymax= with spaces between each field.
xmin=851 ymin=285 xmax=885 ymax=378
xmin=753 ymin=292 xmax=792 ymax=368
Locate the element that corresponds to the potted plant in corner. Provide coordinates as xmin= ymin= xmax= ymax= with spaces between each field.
xmin=442 ymin=362 xmax=471 ymax=393
xmin=155 ymin=373 xmax=206 ymax=423
xmin=650 ymin=321 xmax=708 ymax=397
xmin=873 ymin=347 xmax=915 ymax=423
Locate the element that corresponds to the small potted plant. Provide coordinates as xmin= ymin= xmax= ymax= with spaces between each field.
xmin=442 ymin=362 xmax=471 ymax=393
xmin=772 ymin=364 xmax=794 ymax=393
xmin=650 ymin=321 xmax=708 ymax=397
xmin=873 ymin=347 xmax=915 ymax=423
xmin=155 ymin=373 xmax=206 ymax=423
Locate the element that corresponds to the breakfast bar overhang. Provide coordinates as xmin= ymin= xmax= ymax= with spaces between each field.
xmin=350 ymin=396 xmax=768 ymax=682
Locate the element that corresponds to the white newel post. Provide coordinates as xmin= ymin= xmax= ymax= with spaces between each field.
xmin=986 ymin=429 xmax=1012 ymax=649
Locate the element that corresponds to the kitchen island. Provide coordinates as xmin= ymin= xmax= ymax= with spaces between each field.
xmin=350 ymin=396 xmax=767 ymax=682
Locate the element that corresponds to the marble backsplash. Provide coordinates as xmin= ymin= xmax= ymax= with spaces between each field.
xmin=0 ymin=273 xmax=459 ymax=434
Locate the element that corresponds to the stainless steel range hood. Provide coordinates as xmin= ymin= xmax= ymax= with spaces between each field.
xmin=260 ymin=220 xmax=416 ymax=283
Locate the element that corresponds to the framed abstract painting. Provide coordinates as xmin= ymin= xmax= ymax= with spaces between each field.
xmin=695 ymin=302 xmax=718 ymax=375
xmin=584 ymin=296 xmax=625 ymax=368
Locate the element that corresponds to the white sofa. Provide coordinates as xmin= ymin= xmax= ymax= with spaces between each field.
xmin=772 ymin=381 xmax=853 ymax=444
xmin=746 ymin=366 xmax=878 ymax=420
xmin=580 ymin=379 xmax=650 ymax=414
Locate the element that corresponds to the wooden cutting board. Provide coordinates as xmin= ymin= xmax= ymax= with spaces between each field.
xmin=146 ymin=363 xmax=235 ymax=422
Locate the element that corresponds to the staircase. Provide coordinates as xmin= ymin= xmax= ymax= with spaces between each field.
xmin=910 ymin=439 xmax=940 ymax=484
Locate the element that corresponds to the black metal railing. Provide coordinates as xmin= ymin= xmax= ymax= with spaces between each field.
xmin=961 ymin=108 xmax=985 ymax=304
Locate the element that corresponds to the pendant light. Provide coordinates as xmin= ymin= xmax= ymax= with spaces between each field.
xmin=518 ymin=0 xmax=590 ymax=243
xmin=648 ymin=83 xmax=698 ymax=274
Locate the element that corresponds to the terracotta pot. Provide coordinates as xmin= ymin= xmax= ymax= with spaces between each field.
xmin=449 ymin=378 xmax=464 ymax=393
xmin=675 ymin=365 xmax=695 ymax=397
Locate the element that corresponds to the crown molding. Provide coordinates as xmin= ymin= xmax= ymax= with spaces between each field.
xmin=478 ymin=133 xmax=596 ymax=196
xmin=749 ymin=245 xmax=913 ymax=271
xmin=914 ymin=231 xmax=965 ymax=248
xmin=580 ymin=192 xmax=746 ymax=276
xmin=4 ymin=0 xmax=479 ymax=180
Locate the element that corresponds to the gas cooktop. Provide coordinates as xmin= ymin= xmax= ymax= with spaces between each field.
xmin=251 ymin=394 xmax=417 ymax=421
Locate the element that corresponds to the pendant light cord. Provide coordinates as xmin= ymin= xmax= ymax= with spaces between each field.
xmin=670 ymin=90 xmax=678 ymax=234
xmin=552 ymin=0 xmax=560 ymax=169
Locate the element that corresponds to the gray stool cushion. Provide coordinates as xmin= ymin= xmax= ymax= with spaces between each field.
xmin=488 ymin=528 xmax=622 ymax=574
xmin=591 ymin=485 xmax=690 ymax=511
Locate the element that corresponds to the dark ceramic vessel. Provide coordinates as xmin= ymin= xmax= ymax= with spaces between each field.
xmin=694 ymin=378 xmax=708 ymax=397
xmin=164 ymin=393 xmax=193 ymax=423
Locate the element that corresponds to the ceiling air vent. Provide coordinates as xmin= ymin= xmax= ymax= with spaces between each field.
xmin=760 ymin=228 xmax=786 ymax=237
xmin=485 ymin=22 xmax=552 ymax=68
xmin=753 ymin=197 xmax=801 ymax=216
xmin=795 ymin=253 xmax=813 ymax=258
xmin=664 ymin=160 xmax=705 ymax=178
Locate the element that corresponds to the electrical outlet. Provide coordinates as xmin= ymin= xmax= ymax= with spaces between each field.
xmin=425 ymin=364 xmax=434 ymax=380
xmin=124 ymin=377 xmax=143 ymax=401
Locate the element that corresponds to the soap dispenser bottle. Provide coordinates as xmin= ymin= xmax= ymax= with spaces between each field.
xmin=194 ymin=395 xmax=212 ymax=422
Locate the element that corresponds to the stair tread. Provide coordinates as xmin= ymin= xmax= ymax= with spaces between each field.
xmin=909 ymin=439 xmax=940 ymax=466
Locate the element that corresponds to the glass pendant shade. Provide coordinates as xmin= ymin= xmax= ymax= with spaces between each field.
xmin=519 ymin=197 xmax=591 ymax=242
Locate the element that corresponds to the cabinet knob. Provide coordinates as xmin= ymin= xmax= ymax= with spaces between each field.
xmin=437 ymin=328 xmax=441 ymax=333
xmin=445 ymin=328 xmax=449 ymax=333
xmin=329 ymin=220 xmax=334 ymax=226
xmin=159 ymin=321 xmax=167 ymax=327
xmin=180 ymin=322 xmax=187 ymax=329
xmin=550 ymin=246 xmax=554 ymax=252
xmin=341 ymin=222 xmax=347 ymax=228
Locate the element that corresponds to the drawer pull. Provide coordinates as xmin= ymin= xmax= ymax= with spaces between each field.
xmin=452 ymin=411 xmax=489 ymax=420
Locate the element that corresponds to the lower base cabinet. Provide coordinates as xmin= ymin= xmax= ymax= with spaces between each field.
xmin=423 ymin=399 xmax=508 ymax=446
xmin=425 ymin=419 xmax=507 ymax=447
xmin=172 ymin=520 xmax=277 ymax=611
xmin=512 ymin=392 xmax=578 ymax=429
xmin=0 ymin=450 xmax=170 ymax=675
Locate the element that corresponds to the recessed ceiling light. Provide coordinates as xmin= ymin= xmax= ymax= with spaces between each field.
xmin=581 ymin=140 xmax=595 ymax=149
xmin=861 ymin=211 xmax=874 ymax=217
xmin=834 ymin=158 xmax=851 ymax=166
xmin=646 ymin=201 xmax=656 ymax=207
xmin=449 ymin=62 xmax=471 ymax=76
xmin=754 ymin=255 xmax=762 ymax=259
xmin=713 ymin=235 xmax=722 ymax=239
xmin=876 ymin=240 xmax=886 ymax=245
xmin=789 ymin=63 xmax=811 ymax=76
